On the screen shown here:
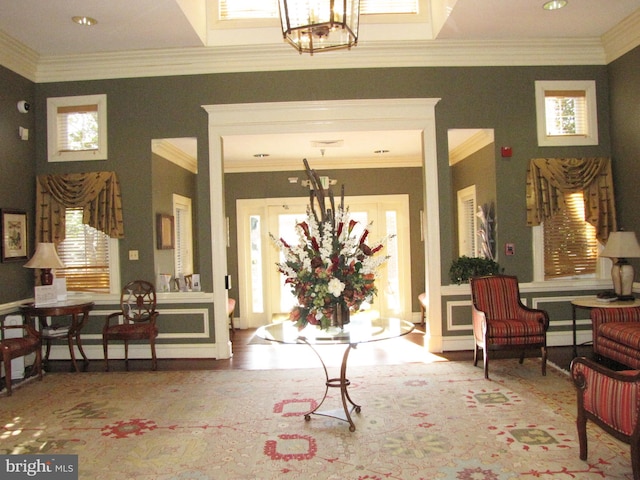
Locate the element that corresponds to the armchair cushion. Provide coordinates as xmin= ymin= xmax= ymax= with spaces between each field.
xmin=592 ymin=307 xmax=640 ymax=369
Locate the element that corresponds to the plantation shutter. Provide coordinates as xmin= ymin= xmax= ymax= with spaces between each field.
xmin=543 ymin=193 xmax=598 ymax=279
xmin=56 ymin=208 xmax=111 ymax=292
xmin=175 ymin=208 xmax=185 ymax=275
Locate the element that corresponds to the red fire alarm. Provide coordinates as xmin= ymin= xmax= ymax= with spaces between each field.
xmin=501 ymin=146 xmax=513 ymax=158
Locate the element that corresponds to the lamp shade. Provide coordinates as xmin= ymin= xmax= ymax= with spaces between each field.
xmin=24 ymin=243 xmax=65 ymax=269
xmin=278 ymin=0 xmax=360 ymax=54
xmin=601 ymin=231 xmax=640 ymax=259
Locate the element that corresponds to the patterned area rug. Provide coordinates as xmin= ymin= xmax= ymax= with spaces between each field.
xmin=0 ymin=358 xmax=632 ymax=479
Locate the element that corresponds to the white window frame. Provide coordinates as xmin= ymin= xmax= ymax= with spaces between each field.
xmin=457 ymin=185 xmax=477 ymax=258
xmin=47 ymin=94 xmax=108 ymax=162
xmin=535 ymin=80 xmax=598 ymax=147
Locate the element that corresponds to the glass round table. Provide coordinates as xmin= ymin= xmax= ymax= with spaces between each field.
xmin=256 ymin=316 xmax=415 ymax=431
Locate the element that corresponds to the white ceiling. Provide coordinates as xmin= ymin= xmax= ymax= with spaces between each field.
xmin=1 ymin=0 xmax=638 ymax=55
xmin=2 ymin=0 xmax=638 ymax=171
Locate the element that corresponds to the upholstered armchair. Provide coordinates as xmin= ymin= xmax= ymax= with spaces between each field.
xmin=1 ymin=321 xmax=42 ymax=396
xmin=103 ymin=280 xmax=159 ymax=371
xmin=591 ymin=306 xmax=640 ymax=369
xmin=571 ymin=356 xmax=640 ymax=480
xmin=470 ymin=274 xmax=549 ymax=379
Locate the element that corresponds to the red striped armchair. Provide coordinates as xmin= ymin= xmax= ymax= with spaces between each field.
xmin=592 ymin=307 xmax=640 ymax=369
xmin=470 ymin=275 xmax=549 ymax=379
xmin=571 ymin=357 xmax=640 ymax=480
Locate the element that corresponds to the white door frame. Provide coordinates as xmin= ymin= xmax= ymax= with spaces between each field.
xmin=204 ymin=99 xmax=443 ymax=359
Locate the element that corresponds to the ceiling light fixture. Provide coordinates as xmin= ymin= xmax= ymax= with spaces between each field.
xmin=278 ymin=0 xmax=360 ymax=54
xmin=72 ymin=16 xmax=98 ymax=26
xmin=253 ymin=153 xmax=270 ymax=158
xmin=542 ymin=0 xmax=567 ymax=11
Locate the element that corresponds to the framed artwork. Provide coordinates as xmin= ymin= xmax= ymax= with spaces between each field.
xmin=156 ymin=213 xmax=175 ymax=249
xmin=1 ymin=209 xmax=28 ymax=262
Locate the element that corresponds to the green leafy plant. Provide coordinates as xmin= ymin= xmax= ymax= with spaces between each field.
xmin=449 ymin=256 xmax=501 ymax=285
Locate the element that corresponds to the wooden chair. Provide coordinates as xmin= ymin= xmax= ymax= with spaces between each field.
xmin=1 ymin=320 xmax=42 ymax=396
xmin=470 ymin=274 xmax=549 ymax=379
xmin=571 ymin=356 xmax=640 ymax=480
xmin=103 ymin=280 xmax=159 ymax=371
xmin=228 ymin=298 xmax=236 ymax=336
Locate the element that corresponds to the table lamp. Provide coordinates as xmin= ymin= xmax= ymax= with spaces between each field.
xmin=600 ymin=231 xmax=640 ymax=301
xmin=24 ymin=242 xmax=65 ymax=286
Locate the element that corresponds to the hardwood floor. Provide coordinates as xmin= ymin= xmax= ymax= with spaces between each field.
xmin=42 ymin=325 xmax=582 ymax=373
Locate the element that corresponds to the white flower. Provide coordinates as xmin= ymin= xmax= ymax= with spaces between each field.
xmin=327 ymin=278 xmax=345 ymax=298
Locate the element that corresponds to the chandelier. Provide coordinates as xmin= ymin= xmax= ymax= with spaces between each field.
xmin=278 ymin=0 xmax=360 ymax=54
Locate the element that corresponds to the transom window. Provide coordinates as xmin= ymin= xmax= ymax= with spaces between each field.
xmin=47 ymin=94 xmax=108 ymax=162
xmin=535 ymin=80 xmax=598 ymax=147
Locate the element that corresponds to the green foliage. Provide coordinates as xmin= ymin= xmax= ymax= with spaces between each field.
xmin=449 ymin=256 xmax=500 ymax=285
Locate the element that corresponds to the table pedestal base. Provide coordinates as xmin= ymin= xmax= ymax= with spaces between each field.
xmin=300 ymin=338 xmax=361 ymax=432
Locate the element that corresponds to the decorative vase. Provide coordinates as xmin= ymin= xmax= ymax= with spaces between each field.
xmin=331 ymin=302 xmax=350 ymax=329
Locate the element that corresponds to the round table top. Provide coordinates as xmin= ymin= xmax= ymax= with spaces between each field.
xmin=256 ymin=315 xmax=415 ymax=346
xmin=571 ymin=297 xmax=640 ymax=309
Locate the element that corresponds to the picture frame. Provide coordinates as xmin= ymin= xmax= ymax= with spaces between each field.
xmin=1 ymin=209 xmax=28 ymax=262
xmin=156 ymin=213 xmax=175 ymax=249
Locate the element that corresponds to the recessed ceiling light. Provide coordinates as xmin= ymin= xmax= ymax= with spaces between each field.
xmin=72 ymin=16 xmax=98 ymax=26
xmin=543 ymin=0 xmax=567 ymax=11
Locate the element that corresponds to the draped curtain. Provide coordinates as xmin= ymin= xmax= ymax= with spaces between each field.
xmin=525 ymin=157 xmax=616 ymax=243
xmin=35 ymin=171 xmax=125 ymax=244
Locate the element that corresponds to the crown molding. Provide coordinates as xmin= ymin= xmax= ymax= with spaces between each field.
xmin=449 ymin=130 xmax=495 ymax=166
xmin=0 ymin=31 xmax=39 ymax=81
xmin=152 ymin=139 xmax=198 ymax=174
xmin=224 ymin=155 xmax=422 ymax=173
xmin=1 ymin=26 xmax=638 ymax=84
xmin=22 ymin=38 xmax=608 ymax=83
xmin=602 ymin=8 xmax=640 ymax=64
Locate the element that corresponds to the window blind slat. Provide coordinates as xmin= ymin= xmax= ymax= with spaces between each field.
xmin=543 ymin=192 xmax=598 ymax=279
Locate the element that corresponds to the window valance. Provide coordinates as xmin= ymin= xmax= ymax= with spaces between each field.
xmin=35 ymin=171 xmax=125 ymax=243
xmin=526 ymin=157 xmax=616 ymax=243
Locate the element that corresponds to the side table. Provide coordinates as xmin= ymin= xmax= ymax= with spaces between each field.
xmin=571 ymin=297 xmax=640 ymax=357
xmin=20 ymin=300 xmax=95 ymax=372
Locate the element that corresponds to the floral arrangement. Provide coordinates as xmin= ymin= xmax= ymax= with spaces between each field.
xmin=271 ymin=160 xmax=391 ymax=330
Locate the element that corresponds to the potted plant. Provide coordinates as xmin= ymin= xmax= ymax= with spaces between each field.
xmin=449 ymin=256 xmax=501 ymax=285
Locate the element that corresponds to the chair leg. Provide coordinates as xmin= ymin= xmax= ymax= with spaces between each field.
xmin=483 ymin=349 xmax=489 ymax=379
xmin=631 ymin=441 xmax=640 ymax=480
xmin=124 ymin=341 xmax=129 ymax=371
xmin=103 ymin=339 xmax=110 ymax=372
xmin=576 ymin=413 xmax=588 ymax=461
xmin=2 ymin=352 xmax=12 ymax=396
xmin=519 ymin=350 xmax=525 ymax=364
xmin=150 ymin=337 xmax=157 ymax=371
xmin=229 ymin=313 xmax=235 ymax=337
xmin=35 ymin=347 xmax=43 ymax=382
xmin=473 ymin=343 xmax=479 ymax=367
xmin=541 ymin=346 xmax=547 ymax=376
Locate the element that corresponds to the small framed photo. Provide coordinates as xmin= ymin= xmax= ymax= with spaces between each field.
xmin=156 ymin=213 xmax=175 ymax=249
xmin=1 ymin=209 xmax=28 ymax=262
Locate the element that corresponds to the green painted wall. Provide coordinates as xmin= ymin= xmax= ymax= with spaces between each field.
xmin=2 ymin=57 xmax=627 ymax=313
